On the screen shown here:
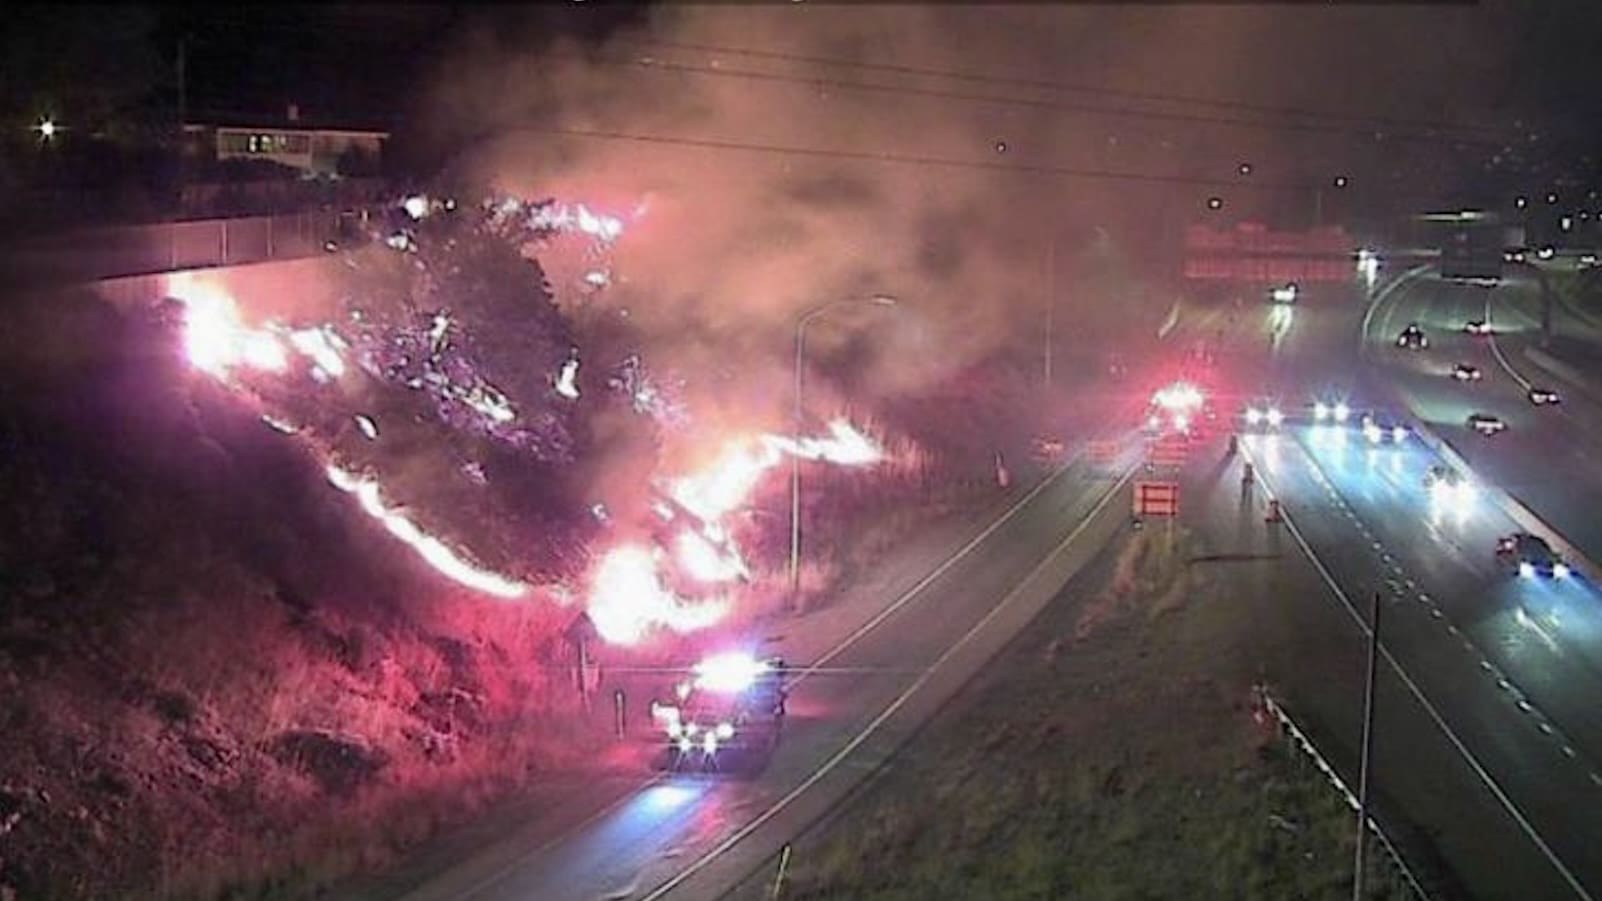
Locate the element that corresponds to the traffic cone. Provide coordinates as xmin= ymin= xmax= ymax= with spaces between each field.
xmin=1265 ymin=498 xmax=1282 ymax=523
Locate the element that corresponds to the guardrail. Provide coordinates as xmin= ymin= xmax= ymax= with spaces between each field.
xmin=1404 ymin=414 xmax=1602 ymax=587
xmin=1255 ymin=684 xmax=1431 ymax=900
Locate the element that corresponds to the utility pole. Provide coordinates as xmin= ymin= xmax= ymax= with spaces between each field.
xmin=1352 ymin=590 xmax=1382 ymax=901
xmin=1044 ymin=232 xmax=1055 ymax=389
xmin=176 ymin=34 xmax=188 ymax=217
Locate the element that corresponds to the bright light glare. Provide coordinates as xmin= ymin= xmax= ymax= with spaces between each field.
xmin=556 ymin=358 xmax=580 ymax=399
xmin=587 ymin=545 xmax=726 ymax=644
xmin=1153 ymin=382 xmax=1203 ymax=412
xmin=1555 ymin=563 xmax=1571 ymax=579
xmin=325 ymin=465 xmax=528 ymax=599
xmin=1266 ymin=408 xmax=1285 ymax=428
xmin=1335 ymin=402 xmax=1350 ymax=422
xmin=402 ymin=195 xmax=430 ymax=220
xmin=693 ymin=652 xmax=770 ymax=693
xmin=1519 ymin=562 xmax=1535 ymax=578
xmin=1246 ymin=408 xmax=1263 ymax=426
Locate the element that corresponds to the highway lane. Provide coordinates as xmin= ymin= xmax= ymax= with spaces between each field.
xmin=1246 ymin=424 xmax=1602 ymax=897
xmin=376 ymin=438 xmax=1136 ymax=901
xmin=1182 ymin=427 xmax=1574 ymax=898
xmin=1359 ymin=271 xmax=1602 ymax=564
xmin=1175 ymin=286 xmax=1602 ymax=895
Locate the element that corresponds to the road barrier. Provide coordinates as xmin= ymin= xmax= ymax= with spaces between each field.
xmin=0 ymin=208 xmax=374 ymax=287
xmin=1405 ymin=415 xmax=1602 ymax=587
xmin=1255 ymin=685 xmax=1432 ymax=900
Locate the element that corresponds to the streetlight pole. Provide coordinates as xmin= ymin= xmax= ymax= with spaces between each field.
xmin=1044 ymin=233 xmax=1055 ymax=389
xmin=1352 ymin=590 xmax=1382 ymax=901
xmin=790 ymin=295 xmax=899 ymax=602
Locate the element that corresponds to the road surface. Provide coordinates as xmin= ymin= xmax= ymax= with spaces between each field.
xmin=361 ymin=434 xmax=1137 ymax=901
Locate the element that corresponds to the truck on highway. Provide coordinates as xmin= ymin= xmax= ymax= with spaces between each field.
xmin=649 ymin=652 xmax=787 ymax=774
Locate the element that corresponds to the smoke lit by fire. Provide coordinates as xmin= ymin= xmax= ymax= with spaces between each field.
xmin=165 ymin=199 xmax=895 ymax=646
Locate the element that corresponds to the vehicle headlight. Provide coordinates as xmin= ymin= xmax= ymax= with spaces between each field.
xmin=1391 ymin=426 xmax=1407 ymax=442
xmin=1334 ymin=403 xmax=1351 ymax=422
xmin=1266 ymin=408 xmax=1285 ymax=427
xmin=1314 ymin=402 xmax=1329 ymax=420
xmin=1173 ymin=414 xmax=1190 ymax=432
xmin=1246 ymin=408 xmax=1263 ymax=426
xmin=1555 ymin=563 xmax=1571 ymax=579
xmin=666 ymin=721 xmax=683 ymax=739
xmin=684 ymin=722 xmax=698 ymax=737
xmin=677 ymin=737 xmax=693 ymax=753
xmin=703 ymin=733 xmax=719 ymax=754
xmin=716 ymin=721 xmax=735 ymax=740
xmin=1364 ymin=424 xmax=1382 ymax=444
xmin=1519 ymin=561 xmax=1535 ymax=578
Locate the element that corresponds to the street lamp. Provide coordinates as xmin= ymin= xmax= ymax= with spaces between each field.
xmin=33 ymin=117 xmax=59 ymax=142
xmin=790 ymin=294 xmax=899 ymax=600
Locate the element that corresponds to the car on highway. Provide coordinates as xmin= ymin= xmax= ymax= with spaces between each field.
xmin=1451 ymin=363 xmax=1483 ymax=382
xmin=1423 ymin=464 xmax=1476 ymax=503
xmin=1463 ymin=319 xmax=1493 ymax=336
xmin=1311 ymin=400 xmax=1352 ymax=423
xmin=1032 ymin=435 xmax=1068 ymax=462
xmin=1145 ymin=381 xmax=1212 ymax=436
xmin=1423 ymin=464 xmax=1462 ymax=489
xmin=1396 ymin=323 xmax=1429 ymax=350
xmin=1242 ymin=401 xmax=1286 ymax=431
xmin=1528 ymin=387 xmax=1562 ymax=406
xmin=650 ymin=652 xmax=787 ymax=774
xmin=1505 ymin=247 xmax=1529 ymax=264
xmin=1360 ymin=413 xmax=1408 ymax=445
xmin=1581 ymin=253 xmax=1599 ymax=270
xmin=1467 ymin=412 xmax=1508 ymax=435
xmin=1496 ymin=532 xmax=1571 ymax=579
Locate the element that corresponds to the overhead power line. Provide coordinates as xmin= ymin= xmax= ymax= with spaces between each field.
xmin=179 ymin=13 xmax=1508 ymax=152
xmin=520 ymin=123 xmax=1315 ymax=192
xmin=577 ymin=50 xmax=1502 ymax=152
xmin=620 ymin=36 xmax=1510 ymax=144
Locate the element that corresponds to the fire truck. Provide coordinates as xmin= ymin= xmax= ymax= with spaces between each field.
xmin=649 ymin=652 xmax=788 ymax=773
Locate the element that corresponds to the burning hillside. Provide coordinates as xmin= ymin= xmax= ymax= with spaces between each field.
xmin=164 ymin=192 xmax=909 ymax=646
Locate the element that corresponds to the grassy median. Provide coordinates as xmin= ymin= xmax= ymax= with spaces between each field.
xmin=739 ymin=525 xmax=1412 ymax=901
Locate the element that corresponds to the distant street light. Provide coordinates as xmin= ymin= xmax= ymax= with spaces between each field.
xmin=1238 ymin=162 xmax=1253 ymax=176
xmin=1206 ymin=196 xmax=1224 ymax=211
xmin=1332 ymin=175 xmax=1349 ymax=188
xmin=33 ymin=117 xmax=59 ymax=142
xmin=790 ymin=295 xmax=899 ymax=600
xmin=1515 ymin=196 xmax=1529 ymax=209
xmin=1546 ymin=192 xmax=1559 ymax=204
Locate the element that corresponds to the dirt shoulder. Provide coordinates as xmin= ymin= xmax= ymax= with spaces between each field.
xmin=731 ymin=524 xmax=1412 ymax=901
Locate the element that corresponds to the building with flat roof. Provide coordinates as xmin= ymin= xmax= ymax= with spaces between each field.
xmin=184 ymin=104 xmax=388 ymax=178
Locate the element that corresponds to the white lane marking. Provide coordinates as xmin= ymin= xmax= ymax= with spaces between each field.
xmin=446 ymin=446 xmax=1103 ymax=900
xmin=640 ymin=470 xmax=1133 ymax=901
xmin=448 ymin=774 xmax=667 ymax=901
xmin=788 ymin=442 xmax=1104 ymax=689
xmin=1485 ymin=289 xmax=1534 ymax=392
xmin=1244 ymin=448 xmax=1595 ymax=900
xmin=1361 ymin=264 xmax=1432 ymax=355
